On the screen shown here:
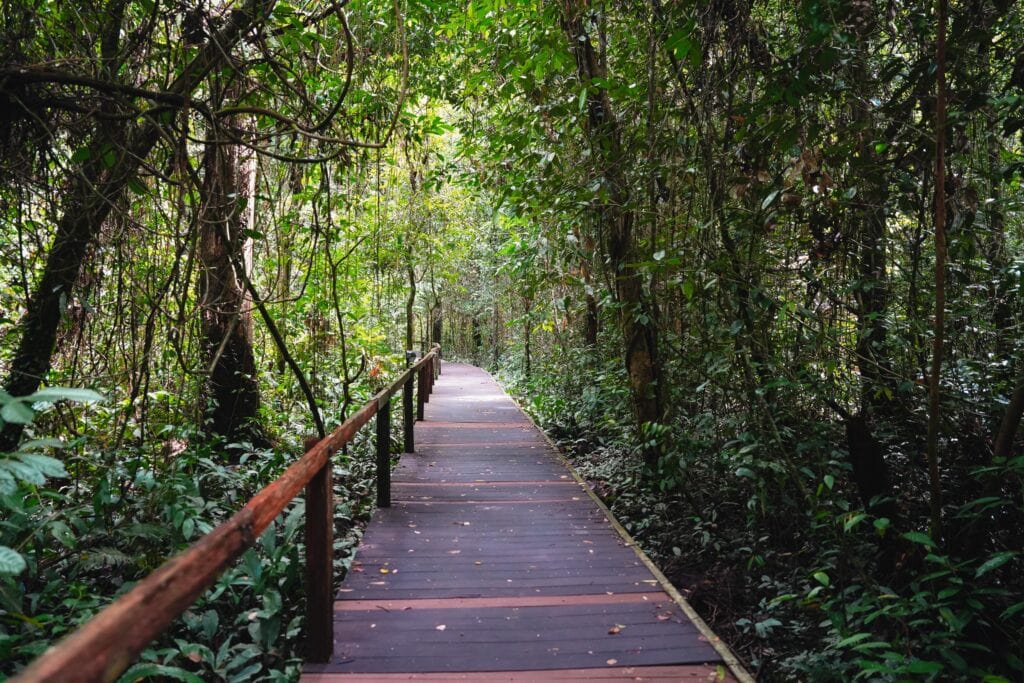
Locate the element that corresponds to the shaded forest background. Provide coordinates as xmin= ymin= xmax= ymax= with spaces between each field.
xmin=2 ymin=0 xmax=1024 ymax=680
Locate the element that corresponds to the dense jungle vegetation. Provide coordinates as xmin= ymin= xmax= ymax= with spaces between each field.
xmin=2 ymin=0 xmax=1024 ymax=679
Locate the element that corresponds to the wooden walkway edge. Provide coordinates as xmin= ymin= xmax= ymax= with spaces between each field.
xmin=302 ymin=363 xmax=751 ymax=682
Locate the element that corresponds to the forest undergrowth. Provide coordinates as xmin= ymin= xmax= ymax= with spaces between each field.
xmin=495 ymin=348 xmax=1024 ymax=682
xmin=0 ymin=381 xmax=397 ymax=681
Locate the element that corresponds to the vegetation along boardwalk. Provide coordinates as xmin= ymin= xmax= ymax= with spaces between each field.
xmin=302 ymin=363 xmax=748 ymax=682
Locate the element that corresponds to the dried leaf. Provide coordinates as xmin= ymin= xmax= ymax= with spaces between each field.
xmin=436 ymin=624 xmax=447 ymax=631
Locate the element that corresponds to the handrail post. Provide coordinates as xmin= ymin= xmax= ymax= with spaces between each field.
xmin=416 ymin=364 xmax=426 ymax=421
xmin=304 ymin=436 xmax=333 ymax=662
xmin=403 ymin=376 xmax=414 ymax=453
xmin=376 ymin=398 xmax=392 ymax=507
xmin=424 ymin=356 xmax=433 ymax=403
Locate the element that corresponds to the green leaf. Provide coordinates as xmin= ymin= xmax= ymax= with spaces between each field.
xmin=812 ymin=571 xmax=830 ymax=587
xmin=823 ymin=474 xmax=834 ymax=490
xmin=904 ymin=659 xmax=943 ymax=674
xmin=17 ymin=453 xmax=67 ymax=478
xmin=70 ymin=147 xmax=92 ymax=164
xmin=0 ymin=459 xmax=45 ymax=485
xmin=843 ymin=512 xmax=866 ymax=532
xmin=902 ymin=531 xmax=937 ymax=548
xmin=834 ymin=632 xmax=873 ymax=649
xmin=761 ymin=189 xmax=781 ymax=210
xmin=30 ymin=387 xmax=103 ymax=404
xmin=735 ymin=466 xmax=756 ymax=479
xmin=121 ymin=663 xmax=203 ymax=682
xmin=0 ymin=546 xmax=26 ymax=575
xmin=975 ymin=551 xmax=1015 ymax=578
xmin=50 ymin=520 xmax=76 ymax=548
xmin=1 ymin=400 xmax=35 ymax=425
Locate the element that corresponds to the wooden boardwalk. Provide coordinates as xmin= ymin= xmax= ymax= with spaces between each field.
xmin=302 ymin=363 xmax=743 ymax=682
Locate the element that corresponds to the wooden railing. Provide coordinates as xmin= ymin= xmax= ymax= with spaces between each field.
xmin=13 ymin=347 xmax=442 ymax=683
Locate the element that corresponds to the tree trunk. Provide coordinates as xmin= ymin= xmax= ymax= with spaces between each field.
xmin=430 ymin=300 xmax=443 ymax=348
xmin=560 ymin=0 xmax=663 ymax=468
xmin=198 ymin=114 xmax=263 ymax=446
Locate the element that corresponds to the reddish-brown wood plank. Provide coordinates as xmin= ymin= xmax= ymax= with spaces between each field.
xmin=333 ymin=592 xmax=669 ymax=611
xmin=301 ymin=363 xmax=733 ymax=681
xmin=302 ymin=666 xmax=728 ymax=681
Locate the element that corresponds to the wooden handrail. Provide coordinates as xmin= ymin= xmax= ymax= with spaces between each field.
xmin=13 ymin=347 xmax=441 ymax=682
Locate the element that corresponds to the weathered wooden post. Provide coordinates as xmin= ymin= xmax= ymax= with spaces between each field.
xmin=303 ymin=435 xmax=333 ymax=661
xmin=417 ymin=363 xmax=426 ymax=421
xmin=403 ymin=376 xmax=415 ymax=453
xmin=376 ymin=397 xmax=391 ymax=508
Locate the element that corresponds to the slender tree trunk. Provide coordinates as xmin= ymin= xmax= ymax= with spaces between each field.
xmin=560 ymin=0 xmax=663 ymax=468
xmin=925 ymin=0 xmax=948 ymax=539
xmin=406 ymin=264 xmax=417 ymax=350
xmin=430 ymin=299 xmax=443 ymax=348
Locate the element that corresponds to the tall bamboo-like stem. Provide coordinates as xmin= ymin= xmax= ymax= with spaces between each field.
xmin=925 ymin=0 xmax=948 ymax=540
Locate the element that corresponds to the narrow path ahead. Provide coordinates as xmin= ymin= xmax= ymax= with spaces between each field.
xmin=302 ymin=363 xmax=741 ymax=682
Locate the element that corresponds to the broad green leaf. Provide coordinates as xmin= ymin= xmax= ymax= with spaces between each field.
xmin=121 ymin=663 xmax=203 ymax=682
xmin=761 ymin=189 xmax=781 ymax=210
xmin=50 ymin=520 xmax=76 ymax=548
xmin=904 ymin=659 xmax=943 ymax=674
xmin=902 ymin=531 xmax=937 ymax=548
xmin=975 ymin=551 xmax=1015 ymax=578
xmin=17 ymin=453 xmax=68 ymax=478
xmin=1 ymin=400 xmax=34 ymax=425
xmin=0 ymin=459 xmax=45 ymax=485
xmin=30 ymin=387 xmax=104 ymax=404
xmin=0 ymin=546 xmax=26 ymax=575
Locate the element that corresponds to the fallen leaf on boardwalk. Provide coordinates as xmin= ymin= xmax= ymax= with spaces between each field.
xmin=474 ymin=561 xmax=482 ymax=565
xmin=607 ymin=625 xmax=622 ymax=635
xmin=379 ymin=568 xmax=390 ymax=574
xmin=453 ymin=521 xmax=471 ymax=526
xmin=447 ymin=549 xmax=461 ymax=555
xmin=606 ymin=659 xmax=618 ymax=665
xmin=656 ymin=612 xmax=673 ymax=621
xmin=436 ymin=624 xmax=447 ymax=631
